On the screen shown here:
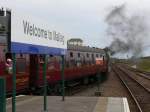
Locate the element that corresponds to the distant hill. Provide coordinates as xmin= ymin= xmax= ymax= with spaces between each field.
xmin=141 ymin=56 xmax=150 ymax=59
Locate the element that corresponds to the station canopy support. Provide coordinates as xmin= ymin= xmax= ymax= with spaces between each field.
xmin=43 ymin=55 xmax=48 ymax=112
xmin=61 ymin=55 xmax=65 ymax=101
xmin=12 ymin=53 xmax=16 ymax=112
xmin=0 ymin=77 xmax=6 ymax=112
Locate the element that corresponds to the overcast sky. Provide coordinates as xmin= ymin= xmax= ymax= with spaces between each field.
xmin=1 ymin=0 xmax=150 ymax=56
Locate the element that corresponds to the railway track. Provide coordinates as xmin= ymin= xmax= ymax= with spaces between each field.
xmin=123 ymin=64 xmax=150 ymax=76
xmin=66 ymin=82 xmax=99 ymax=96
xmin=129 ymin=68 xmax=150 ymax=81
xmin=121 ymin=65 xmax=150 ymax=91
xmin=113 ymin=65 xmax=150 ymax=112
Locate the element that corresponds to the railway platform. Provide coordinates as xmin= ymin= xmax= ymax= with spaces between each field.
xmin=6 ymin=96 xmax=130 ymax=112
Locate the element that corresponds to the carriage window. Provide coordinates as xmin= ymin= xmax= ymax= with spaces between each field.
xmin=39 ymin=55 xmax=44 ymax=62
xmin=96 ymin=54 xmax=99 ymax=58
xmin=20 ymin=54 xmax=23 ymax=58
xmin=87 ymin=53 xmax=89 ymax=58
xmin=78 ymin=53 xmax=80 ymax=58
xmin=70 ymin=52 xmax=73 ymax=57
xmin=16 ymin=58 xmax=26 ymax=73
xmin=49 ymin=55 xmax=53 ymax=57
xmin=92 ymin=54 xmax=94 ymax=58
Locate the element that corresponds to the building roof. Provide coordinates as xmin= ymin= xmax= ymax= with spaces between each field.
xmin=68 ymin=44 xmax=105 ymax=53
xmin=68 ymin=38 xmax=83 ymax=42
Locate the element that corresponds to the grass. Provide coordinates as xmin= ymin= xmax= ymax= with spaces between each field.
xmin=137 ymin=58 xmax=150 ymax=72
xmin=115 ymin=57 xmax=150 ymax=72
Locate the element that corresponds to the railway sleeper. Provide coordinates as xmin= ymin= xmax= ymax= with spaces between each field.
xmin=135 ymin=95 xmax=150 ymax=103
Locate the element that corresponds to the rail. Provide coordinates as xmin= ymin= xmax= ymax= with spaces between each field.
xmin=113 ymin=66 xmax=150 ymax=112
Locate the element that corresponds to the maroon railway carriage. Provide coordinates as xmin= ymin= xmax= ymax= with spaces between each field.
xmin=26 ymin=44 xmax=108 ymax=94
xmin=0 ymin=43 xmax=108 ymax=94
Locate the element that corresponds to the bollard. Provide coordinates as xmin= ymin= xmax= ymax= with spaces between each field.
xmin=0 ymin=77 xmax=6 ymax=112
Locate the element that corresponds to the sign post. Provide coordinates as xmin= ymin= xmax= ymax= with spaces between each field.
xmin=43 ymin=55 xmax=48 ymax=112
xmin=0 ymin=77 xmax=6 ymax=112
xmin=61 ymin=55 xmax=65 ymax=101
xmin=12 ymin=53 xmax=16 ymax=112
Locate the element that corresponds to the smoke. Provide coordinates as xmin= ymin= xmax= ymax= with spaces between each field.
xmin=106 ymin=4 xmax=148 ymax=58
xmin=109 ymin=38 xmax=130 ymax=55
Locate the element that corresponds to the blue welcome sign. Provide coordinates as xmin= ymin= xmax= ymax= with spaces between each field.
xmin=11 ymin=10 xmax=67 ymax=55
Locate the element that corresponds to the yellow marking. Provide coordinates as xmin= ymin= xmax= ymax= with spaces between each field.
xmin=93 ymin=97 xmax=108 ymax=112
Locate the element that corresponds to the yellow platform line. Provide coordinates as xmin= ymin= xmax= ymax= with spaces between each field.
xmin=93 ymin=97 xmax=108 ymax=112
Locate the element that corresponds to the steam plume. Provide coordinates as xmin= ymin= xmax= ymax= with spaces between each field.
xmin=106 ymin=4 xmax=148 ymax=58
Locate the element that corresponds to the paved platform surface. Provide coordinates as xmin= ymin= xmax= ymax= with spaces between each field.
xmin=6 ymin=96 xmax=130 ymax=112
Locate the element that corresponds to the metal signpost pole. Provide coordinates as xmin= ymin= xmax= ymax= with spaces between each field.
xmin=61 ymin=55 xmax=65 ymax=101
xmin=12 ymin=53 xmax=16 ymax=112
xmin=43 ymin=55 xmax=48 ymax=112
xmin=0 ymin=77 xmax=6 ymax=112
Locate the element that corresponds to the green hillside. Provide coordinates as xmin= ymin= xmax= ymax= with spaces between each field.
xmin=137 ymin=58 xmax=150 ymax=72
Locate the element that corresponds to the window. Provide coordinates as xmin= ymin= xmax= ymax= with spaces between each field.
xmin=70 ymin=52 xmax=73 ymax=57
xmin=20 ymin=54 xmax=23 ymax=58
xmin=78 ymin=53 xmax=80 ymax=58
xmin=87 ymin=53 xmax=89 ymax=58
xmin=49 ymin=55 xmax=53 ymax=57
xmin=16 ymin=58 xmax=26 ymax=73
xmin=96 ymin=54 xmax=99 ymax=58
xmin=39 ymin=55 xmax=45 ymax=64
xmin=92 ymin=54 xmax=94 ymax=58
